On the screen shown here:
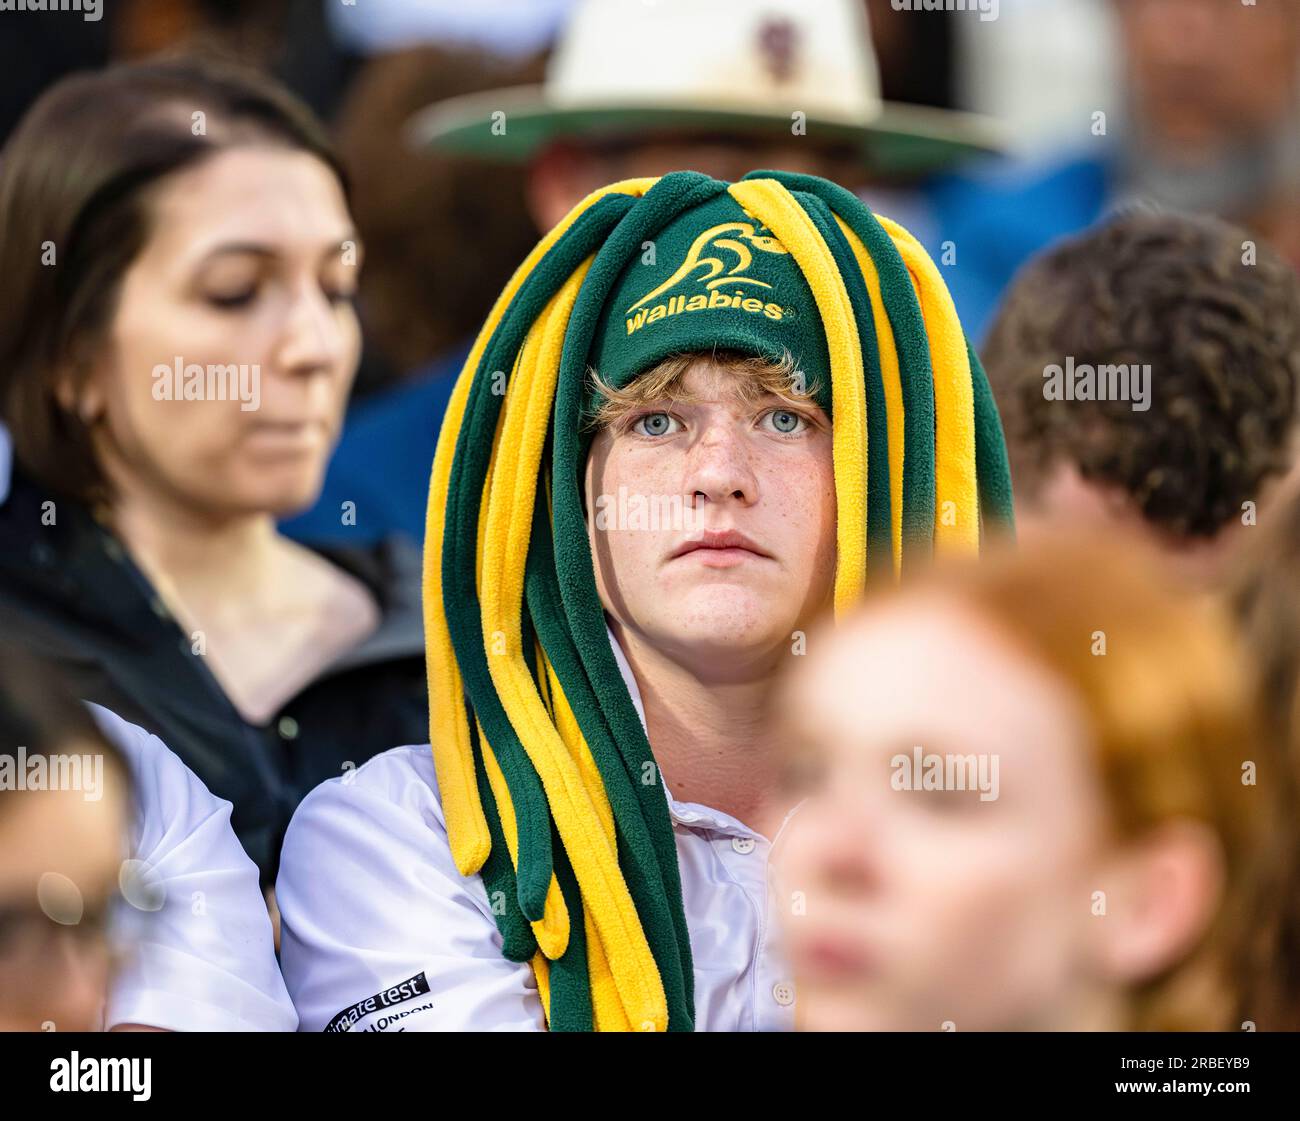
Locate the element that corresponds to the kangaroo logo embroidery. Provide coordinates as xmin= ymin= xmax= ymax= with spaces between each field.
xmin=624 ymin=217 xmax=790 ymax=335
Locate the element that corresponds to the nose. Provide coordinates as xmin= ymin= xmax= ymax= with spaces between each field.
xmin=273 ymin=281 xmax=348 ymax=377
xmin=814 ymin=836 xmax=878 ymax=896
xmin=790 ymin=795 xmax=881 ymax=899
xmin=683 ymin=417 xmax=759 ymax=510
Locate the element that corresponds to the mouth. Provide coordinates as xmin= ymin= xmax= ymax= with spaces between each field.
xmin=667 ymin=529 xmax=774 ymax=567
xmin=243 ymin=420 xmax=328 ymax=454
xmin=792 ymin=933 xmax=877 ymax=981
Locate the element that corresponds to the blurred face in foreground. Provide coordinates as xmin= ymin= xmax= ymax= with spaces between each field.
xmin=0 ymin=746 xmax=129 ymax=1032
xmin=773 ymin=597 xmax=1221 ymax=1031
xmin=585 ymin=357 xmax=837 ymax=681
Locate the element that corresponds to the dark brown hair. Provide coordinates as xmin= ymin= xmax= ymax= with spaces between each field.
xmin=982 ymin=212 xmax=1300 ymax=538
xmin=0 ymin=56 xmax=346 ymax=502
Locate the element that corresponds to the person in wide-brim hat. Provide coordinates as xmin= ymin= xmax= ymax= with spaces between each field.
xmin=409 ymin=0 xmax=1005 ymax=179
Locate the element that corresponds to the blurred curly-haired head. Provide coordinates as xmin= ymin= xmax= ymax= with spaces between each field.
xmin=982 ymin=211 xmax=1300 ymax=539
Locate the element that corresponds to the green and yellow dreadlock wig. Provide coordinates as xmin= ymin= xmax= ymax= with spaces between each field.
xmin=423 ymin=169 xmax=1014 ymax=1031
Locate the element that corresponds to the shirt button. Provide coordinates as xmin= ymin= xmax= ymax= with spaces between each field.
xmin=277 ymin=716 xmax=300 ymax=741
xmin=772 ymin=981 xmax=795 ymax=1007
xmin=731 ymin=836 xmax=756 ymax=855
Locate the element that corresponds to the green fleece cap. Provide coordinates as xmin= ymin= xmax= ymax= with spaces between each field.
xmin=586 ymin=191 xmax=832 ymax=416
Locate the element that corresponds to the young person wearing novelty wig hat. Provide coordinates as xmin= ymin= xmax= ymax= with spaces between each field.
xmin=274 ymin=169 xmax=1014 ymax=1032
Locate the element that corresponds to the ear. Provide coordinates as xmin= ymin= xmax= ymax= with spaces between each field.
xmin=1089 ymin=820 xmax=1225 ymax=985
xmin=526 ymin=142 xmax=604 ymax=234
xmin=52 ymin=351 xmax=107 ymax=426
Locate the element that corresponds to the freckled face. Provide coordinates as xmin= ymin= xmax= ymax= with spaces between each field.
xmin=584 ymin=359 xmax=837 ymax=678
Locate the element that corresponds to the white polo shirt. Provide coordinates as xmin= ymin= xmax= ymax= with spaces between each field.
xmin=92 ymin=705 xmax=298 ymax=1032
xmin=276 ymin=632 xmax=800 ymax=1032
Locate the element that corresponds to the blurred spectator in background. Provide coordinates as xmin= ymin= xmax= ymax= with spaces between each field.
xmin=1113 ymin=0 xmax=1300 ymax=257
xmin=417 ymin=0 xmax=1000 ymax=231
xmin=0 ymin=642 xmax=297 ymax=1032
xmin=0 ymin=59 xmax=427 ymax=889
xmin=982 ymin=211 xmax=1300 ymax=585
xmin=280 ymin=45 xmax=543 ymax=545
xmin=773 ymin=539 xmax=1300 ymax=1031
xmin=932 ymin=0 xmax=1300 ymax=339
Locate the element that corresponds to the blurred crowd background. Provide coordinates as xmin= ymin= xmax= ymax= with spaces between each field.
xmin=6 ymin=0 xmax=1294 ymax=417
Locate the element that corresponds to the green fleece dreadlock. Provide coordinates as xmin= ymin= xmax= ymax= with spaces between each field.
xmin=423 ymin=169 xmax=1014 ymax=1032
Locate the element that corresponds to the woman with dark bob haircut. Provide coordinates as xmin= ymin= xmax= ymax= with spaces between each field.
xmin=0 ymin=58 xmax=428 ymax=892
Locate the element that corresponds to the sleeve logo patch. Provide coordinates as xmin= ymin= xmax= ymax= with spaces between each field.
xmin=324 ymin=971 xmax=432 ymax=1033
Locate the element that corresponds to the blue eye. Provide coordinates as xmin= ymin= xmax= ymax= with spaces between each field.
xmin=765 ymin=408 xmax=805 ymax=434
xmin=632 ymin=412 xmax=679 ymax=437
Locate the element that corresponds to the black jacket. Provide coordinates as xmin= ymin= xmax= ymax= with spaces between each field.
xmin=0 ymin=459 xmax=428 ymax=885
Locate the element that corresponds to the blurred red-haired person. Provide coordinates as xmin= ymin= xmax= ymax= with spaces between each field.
xmin=772 ymin=538 xmax=1298 ymax=1031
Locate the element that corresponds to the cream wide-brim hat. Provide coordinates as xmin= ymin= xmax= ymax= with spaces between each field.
xmin=410 ymin=0 xmax=1006 ymax=175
